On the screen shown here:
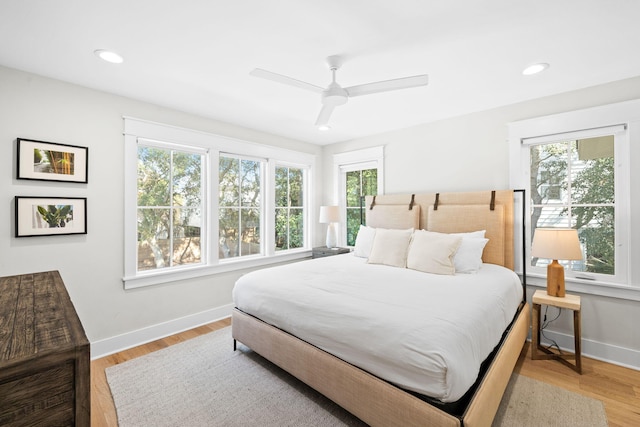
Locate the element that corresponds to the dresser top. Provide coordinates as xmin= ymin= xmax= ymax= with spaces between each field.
xmin=0 ymin=270 xmax=89 ymax=366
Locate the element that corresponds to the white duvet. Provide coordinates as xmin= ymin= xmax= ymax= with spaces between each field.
xmin=232 ymin=253 xmax=522 ymax=402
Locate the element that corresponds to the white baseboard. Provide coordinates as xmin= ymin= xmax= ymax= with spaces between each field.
xmin=537 ymin=329 xmax=640 ymax=371
xmin=90 ymin=304 xmax=234 ymax=360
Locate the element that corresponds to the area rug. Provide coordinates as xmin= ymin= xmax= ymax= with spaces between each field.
xmin=106 ymin=327 xmax=607 ymax=427
xmin=494 ymin=373 xmax=608 ymax=427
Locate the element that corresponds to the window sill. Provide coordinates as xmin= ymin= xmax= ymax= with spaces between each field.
xmin=123 ymin=249 xmax=312 ymax=289
xmin=526 ymin=273 xmax=640 ymax=302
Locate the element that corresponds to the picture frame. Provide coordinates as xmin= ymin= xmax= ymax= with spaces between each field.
xmin=15 ymin=196 xmax=87 ymax=237
xmin=17 ymin=138 xmax=88 ymax=183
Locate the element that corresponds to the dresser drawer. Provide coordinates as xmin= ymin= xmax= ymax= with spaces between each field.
xmin=0 ymin=361 xmax=74 ymax=426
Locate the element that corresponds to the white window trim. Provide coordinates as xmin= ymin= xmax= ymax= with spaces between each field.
xmin=123 ymin=117 xmax=316 ymax=289
xmin=508 ymin=99 xmax=640 ymax=301
xmin=135 ymin=138 xmax=210 ymax=271
xmin=333 ymin=146 xmax=384 ymax=247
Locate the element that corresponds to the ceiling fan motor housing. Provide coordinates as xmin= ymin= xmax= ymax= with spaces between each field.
xmin=322 ymin=82 xmax=348 ymax=106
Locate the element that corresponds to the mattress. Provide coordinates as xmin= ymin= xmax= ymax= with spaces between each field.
xmin=232 ymin=253 xmax=522 ymax=402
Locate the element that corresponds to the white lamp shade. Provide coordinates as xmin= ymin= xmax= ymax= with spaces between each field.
xmin=319 ymin=206 xmax=340 ymax=223
xmin=531 ymin=228 xmax=582 ymax=260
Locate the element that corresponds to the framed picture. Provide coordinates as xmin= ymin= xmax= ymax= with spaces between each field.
xmin=15 ymin=196 xmax=87 ymax=237
xmin=17 ymin=138 xmax=88 ymax=183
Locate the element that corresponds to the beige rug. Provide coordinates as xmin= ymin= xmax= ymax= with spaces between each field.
xmin=106 ymin=327 xmax=607 ymax=427
xmin=494 ymin=374 xmax=608 ymax=426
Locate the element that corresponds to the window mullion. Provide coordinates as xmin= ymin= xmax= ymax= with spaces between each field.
xmin=287 ymin=168 xmax=291 ymax=249
xmin=567 ymin=141 xmax=573 ymax=228
xmin=260 ymin=159 xmax=277 ymax=257
xmin=209 ymin=150 xmax=220 ymax=265
xmin=169 ymin=150 xmax=174 ymax=268
xmin=237 ymin=160 xmax=242 ymax=258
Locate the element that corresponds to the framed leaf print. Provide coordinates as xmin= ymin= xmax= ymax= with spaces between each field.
xmin=15 ymin=196 xmax=87 ymax=237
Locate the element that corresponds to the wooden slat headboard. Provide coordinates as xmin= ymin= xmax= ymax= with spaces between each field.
xmin=364 ymin=190 xmax=515 ymax=270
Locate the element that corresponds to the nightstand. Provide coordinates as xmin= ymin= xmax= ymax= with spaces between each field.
xmin=531 ymin=289 xmax=582 ymax=374
xmin=312 ymin=246 xmax=350 ymax=259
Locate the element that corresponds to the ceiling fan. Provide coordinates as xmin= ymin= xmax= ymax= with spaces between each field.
xmin=250 ymin=55 xmax=429 ymax=129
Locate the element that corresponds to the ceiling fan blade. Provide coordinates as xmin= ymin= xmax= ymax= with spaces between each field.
xmin=345 ymin=74 xmax=429 ymax=97
xmin=250 ymin=68 xmax=323 ymax=93
xmin=315 ymin=104 xmax=336 ymax=127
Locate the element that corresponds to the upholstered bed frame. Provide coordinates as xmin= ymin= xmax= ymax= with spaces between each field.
xmin=232 ymin=189 xmax=530 ymax=427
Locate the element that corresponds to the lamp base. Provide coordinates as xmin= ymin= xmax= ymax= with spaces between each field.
xmin=325 ymin=223 xmax=337 ymax=249
xmin=546 ymin=260 xmax=565 ymax=297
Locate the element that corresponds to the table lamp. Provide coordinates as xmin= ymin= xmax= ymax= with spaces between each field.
xmin=531 ymin=228 xmax=582 ymax=297
xmin=319 ymin=206 xmax=340 ymax=249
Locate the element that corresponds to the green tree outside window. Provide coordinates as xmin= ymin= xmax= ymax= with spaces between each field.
xmin=137 ymin=146 xmax=203 ymax=271
xmin=219 ymin=156 xmax=262 ymax=258
xmin=275 ymin=166 xmax=305 ymax=250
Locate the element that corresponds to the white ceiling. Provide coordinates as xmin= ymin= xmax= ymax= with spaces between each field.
xmin=2 ymin=0 xmax=640 ymax=145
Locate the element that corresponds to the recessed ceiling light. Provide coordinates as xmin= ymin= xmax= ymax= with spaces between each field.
xmin=94 ymin=49 xmax=124 ymax=64
xmin=318 ymin=125 xmax=331 ymax=131
xmin=522 ymin=63 xmax=549 ymax=76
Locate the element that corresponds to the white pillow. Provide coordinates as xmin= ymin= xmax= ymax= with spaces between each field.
xmin=367 ymin=228 xmax=413 ymax=268
xmin=406 ymin=230 xmax=462 ymax=275
xmin=454 ymin=237 xmax=489 ymax=274
xmin=354 ymin=225 xmax=376 ymax=258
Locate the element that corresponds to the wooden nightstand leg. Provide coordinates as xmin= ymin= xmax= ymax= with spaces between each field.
xmin=574 ymin=309 xmax=582 ymax=374
xmin=531 ymin=302 xmax=541 ymax=359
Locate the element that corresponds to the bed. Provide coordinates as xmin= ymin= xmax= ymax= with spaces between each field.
xmin=232 ymin=190 xmax=530 ymax=427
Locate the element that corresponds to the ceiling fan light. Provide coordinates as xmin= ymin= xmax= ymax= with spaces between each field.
xmin=94 ymin=49 xmax=124 ymax=64
xmin=522 ymin=63 xmax=549 ymax=76
xmin=318 ymin=125 xmax=331 ymax=131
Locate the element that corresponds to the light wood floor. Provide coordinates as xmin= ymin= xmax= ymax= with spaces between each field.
xmin=91 ymin=317 xmax=639 ymax=427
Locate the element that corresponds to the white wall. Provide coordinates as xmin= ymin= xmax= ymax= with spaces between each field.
xmin=322 ymin=76 xmax=640 ymax=369
xmin=0 ymin=66 xmax=323 ymax=357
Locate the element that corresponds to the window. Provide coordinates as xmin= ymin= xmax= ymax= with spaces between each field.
xmin=219 ymin=155 xmax=263 ymax=259
xmin=333 ymin=146 xmax=384 ymax=247
xmin=137 ymin=143 xmax=205 ymax=271
xmin=124 ymin=118 xmax=315 ymax=289
xmin=345 ymin=168 xmax=377 ymax=246
xmin=530 ymin=136 xmax=615 ymax=276
xmin=509 ymin=99 xmax=640 ymax=297
xmin=275 ymin=165 xmax=306 ymax=251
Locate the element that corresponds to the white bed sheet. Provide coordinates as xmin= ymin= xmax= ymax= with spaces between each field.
xmin=232 ymin=253 xmax=522 ymax=402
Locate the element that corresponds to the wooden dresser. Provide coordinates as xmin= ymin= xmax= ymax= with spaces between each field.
xmin=0 ymin=271 xmax=90 ymax=426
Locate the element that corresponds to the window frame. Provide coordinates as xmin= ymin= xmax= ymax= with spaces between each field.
xmin=509 ymin=100 xmax=640 ymax=300
xmin=333 ymin=146 xmax=384 ymax=247
xmin=124 ymin=117 xmax=315 ymax=289
xmin=218 ymin=152 xmax=266 ymax=260
xmin=135 ymin=138 xmax=209 ymax=272
xmin=274 ymin=162 xmax=309 ymax=252
xmin=526 ymin=126 xmax=624 ymax=283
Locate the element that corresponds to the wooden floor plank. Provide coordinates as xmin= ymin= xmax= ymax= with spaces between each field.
xmin=91 ymin=319 xmax=638 ymax=427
